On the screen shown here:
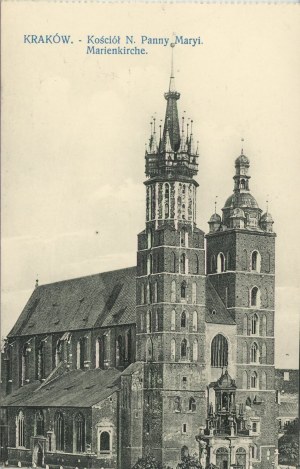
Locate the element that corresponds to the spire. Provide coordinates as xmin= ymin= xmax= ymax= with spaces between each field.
xmin=163 ymin=43 xmax=181 ymax=152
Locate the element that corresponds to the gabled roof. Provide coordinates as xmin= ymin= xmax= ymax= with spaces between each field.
xmin=8 ymin=266 xmax=137 ymax=337
xmin=1 ymin=369 xmax=121 ymax=408
xmin=205 ymin=278 xmax=236 ymax=325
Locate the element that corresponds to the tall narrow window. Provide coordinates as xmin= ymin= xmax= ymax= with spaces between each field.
xmin=261 ymin=343 xmax=267 ymax=364
xmin=211 ymin=334 xmax=228 ymax=367
xmin=181 ymin=311 xmax=187 ymax=328
xmin=251 ymin=372 xmax=258 ymax=389
xmin=243 ymin=314 xmax=248 ymax=335
xmin=171 ymin=310 xmax=176 ymax=331
xmin=266 ymin=252 xmax=271 ymax=273
xmin=242 ymin=371 xmax=248 ymax=389
xmin=243 ymin=342 xmax=248 ymax=363
xmin=77 ymin=337 xmax=87 ymax=369
xmin=261 ymin=315 xmax=267 ymax=336
xmin=181 ymin=339 xmax=188 ymax=359
xmin=146 ymin=311 xmax=152 ymax=333
xmin=147 ymin=254 xmax=153 ymax=275
xmin=36 ymin=342 xmax=45 ymax=380
xmin=74 ymin=413 xmax=85 ymax=453
xmin=194 ymin=254 xmax=199 ymax=274
xmin=171 ymin=280 xmax=176 ymax=303
xmin=217 ymin=253 xmax=225 ymax=273
xmin=35 ymin=410 xmax=44 ymax=436
xmin=189 ymin=397 xmax=196 ymax=412
xmin=21 ymin=344 xmax=30 ymax=385
xmin=170 ymin=252 xmax=176 ymax=273
xmin=243 ymin=249 xmax=248 ymax=270
xmin=116 ymin=335 xmax=123 ymax=367
xmin=164 ymin=183 xmax=170 ymax=219
xmin=147 ymin=229 xmax=153 ymax=248
xmin=192 ymin=340 xmax=198 ymax=361
xmin=170 ymin=339 xmax=176 ymax=361
xmin=192 ymin=282 xmax=197 ymax=304
xmin=251 ymin=251 xmax=261 ymax=272
xmin=17 ymin=411 xmax=25 ymax=447
xmin=153 ymin=281 xmax=158 ymax=303
xmin=250 ymin=343 xmax=259 ymax=363
xmin=127 ymin=329 xmax=133 ymax=364
xmin=180 ymin=254 xmax=186 ymax=274
xmin=96 ymin=337 xmax=104 ymax=369
xmin=141 ymin=284 xmax=145 ymax=304
xmin=146 ymin=338 xmax=153 ymax=361
xmin=250 ymin=287 xmax=260 ymax=307
xmin=55 ymin=412 xmax=64 ymax=451
xmin=261 ymin=371 xmax=267 ymax=390
xmin=251 ymin=314 xmax=259 ymax=335
xmin=100 ymin=431 xmax=110 ymax=454
xmin=181 ymin=281 xmax=187 ymax=299
xmin=192 ymin=311 xmax=197 ymax=331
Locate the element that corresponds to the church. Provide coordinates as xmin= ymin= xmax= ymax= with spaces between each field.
xmin=0 ymin=61 xmax=278 ymax=469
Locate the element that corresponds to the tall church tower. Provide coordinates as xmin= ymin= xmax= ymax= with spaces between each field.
xmin=206 ymin=149 xmax=277 ymax=467
xmin=135 ymin=56 xmax=207 ymax=466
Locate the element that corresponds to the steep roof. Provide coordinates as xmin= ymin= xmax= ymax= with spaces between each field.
xmin=8 ymin=266 xmax=137 ymax=337
xmin=205 ymin=278 xmax=236 ymax=325
xmin=1 ymin=369 xmax=121 ymax=408
xmin=278 ymin=401 xmax=298 ymax=418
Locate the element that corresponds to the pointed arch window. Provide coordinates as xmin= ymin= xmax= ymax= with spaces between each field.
xmin=194 ymin=254 xmax=199 ymax=274
xmin=192 ymin=311 xmax=197 ymax=331
xmin=250 ymin=287 xmax=260 ymax=308
xmin=74 ymin=413 xmax=85 ymax=453
xmin=251 ymin=371 xmax=258 ymax=389
xmin=146 ymin=338 xmax=153 ymax=362
xmin=251 ymin=250 xmax=261 ymax=272
xmin=192 ymin=282 xmax=197 ymax=304
xmin=261 ymin=371 xmax=267 ymax=390
xmin=16 ymin=410 xmax=25 ymax=447
xmin=192 ymin=340 xmax=198 ymax=362
xmin=217 ymin=252 xmax=226 ymax=273
xmin=171 ymin=280 xmax=176 ymax=303
xmin=181 ymin=311 xmax=187 ymax=328
xmin=170 ymin=339 xmax=176 ymax=361
xmin=36 ymin=342 xmax=45 ymax=380
xmin=170 ymin=252 xmax=176 ymax=273
xmin=189 ymin=397 xmax=196 ymax=412
xmin=164 ymin=183 xmax=170 ymax=219
xmin=96 ymin=337 xmax=104 ymax=369
xmin=77 ymin=337 xmax=87 ymax=370
xmin=171 ymin=310 xmax=176 ymax=331
xmin=181 ymin=339 xmax=188 ymax=359
xmin=181 ymin=281 xmax=187 ymax=299
xmin=211 ymin=334 xmax=228 ymax=367
xmin=54 ymin=412 xmax=64 ymax=451
xmin=250 ymin=343 xmax=259 ymax=363
xmin=35 ymin=410 xmax=44 ymax=436
xmin=180 ymin=253 xmax=186 ymax=274
xmin=251 ymin=313 xmax=259 ymax=335
xmin=21 ymin=343 xmax=30 ymax=385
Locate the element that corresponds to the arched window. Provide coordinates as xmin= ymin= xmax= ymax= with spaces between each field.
xmin=240 ymin=179 xmax=246 ymax=190
xmin=181 ymin=311 xmax=187 ymax=328
xmin=192 ymin=340 xmax=198 ymax=362
xmin=116 ymin=335 xmax=123 ymax=367
xmin=243 ymin=314 xmax=248 ymax=335
xmin=17 ymin=411 xmax=25 ymax=447
xmin=261 ymin=371 xmax=267 ymax=390
xmin=36 ymin=342 xmax=45 ymax=380
xmin=170 ymin=339 xmax=176 ymax=361
xmin=146 ymin=338 xmax=153 ymax=361
xmin=242 ymin=371 xmax=248 ymax=389
xmin=171 ymin=310 xmax=176 ymax=331
xmin=147 ymin=254 xmax=153 ymax=275
xmin=181 ymin=339 xmax=188 ymax=359
xmin=170 ymin=252 xmax=176 ymax=273
xmin=147 ymin=228 xmax=153 ymax=248
xmin=192 ymin=311 xmax=197 ymax=331
xmin=74 ymin=413 xmax=85 ymax=453
xmin=174 ymin=396 xmax=181 ymax=412
xmin=180 ymin=254 xmax=186 ymax=274
xmin=55 ymin=412 xmax=64 ymax=451
xmin=250 ymin=343 xmax=259 ymax=363
xmin=141 ymin=284 xmax=145 ymax=304
xmin=189 ymin=397 xmax=196 ymax=412
xmin=251 ymin=313 xmax=259 ymax=335
xmin=100 ymin=431 xmax=110 ymax=454
xmin=211 ymin=334 xmax=228 ymax=367
xmin=217 ymin=253 xmax=225 ymax=273
xmin=261 ymin=343 xmax=267 ymax=364
xmin=250 ymin=287 xmax=260 ymax=307
xmin=96 ymin=337 xmax=104 ymax=369
xmin=261 ymin=314 xmax=267 ymax=336
xmin=236 ymin=448 xmax=246 ymax=467
xmin=103 ymin=334 xmax=108 ymax=364
xmin=242 ymin=342 xmax=248 ymax=363
xmin=146 ymin=282 xmax=150 ymax=303
xmin=164 ymin=183 xmax=170 ymax=219
xmin=251 ymin=371 xmax=258 ymax=389
xmin=146 ymin=311 xmax=152 ymax=333
xmin=35 ymin=410 xmax=44 ymax=436
xmin=21 ymin=344 xmax=30 ymax=385
xmin=171 ymin=280 xmax=176 ymax=303
xmin=77 ymin=337 xmax=87 ymax=369
xmin=194 ymin=254 xmax=199 ymax=274
xmin=153 ymin=281 xmax=158 ymax=303
xmin=251 ymin=251 xmax=261 ymax=272
xmin=216 ymin=448 xmax=229 ymax=468
xmin=192 ymin=282 xmax=197 ymax=304
xmin=181 ymin=281 xmax=187 ymax=299
xmin=243 ymin=249 xmax=248 ymax=270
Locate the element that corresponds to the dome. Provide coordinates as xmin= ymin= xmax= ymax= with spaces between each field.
xmin=224 ymin=192 xmax=259 ymax=210
xmin=235 ymin=154 xmax=250 ymax=166
xmin=261 ymin=212 xmax=273 ymax=222
xmin=230 ymin=208 xmax=245 ymax=219
xmin=209 ymin=213 xmax=221 ymax=223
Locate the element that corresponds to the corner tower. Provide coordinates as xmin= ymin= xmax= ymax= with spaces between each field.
xmin=206 ymin=148 xmax=277 ymax=467
xmin=135 ymin=57 xmax=207 ymax=467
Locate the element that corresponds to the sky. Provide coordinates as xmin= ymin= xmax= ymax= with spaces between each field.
xmin=2 ymin=3 xmax=300 ymax=368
